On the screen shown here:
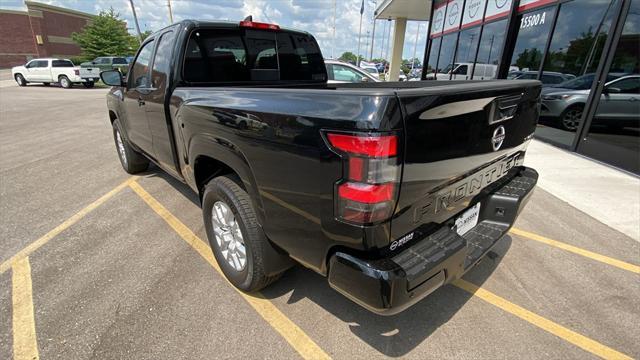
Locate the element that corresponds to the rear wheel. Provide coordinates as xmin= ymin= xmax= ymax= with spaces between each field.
xmin=202 ymin=176 xmax=283 ymax=292
xmin=59 ymin=75 xmax=72 ymax=89
xmin=82 ymin=81 xmax=95 ymax=88
xmin=559 ymin=105 xmax=584 ymax=131
xmin=112 ymin=121 xmax=149 ymax=174
xmin=15 ymin=74 xmax=26 ymax=86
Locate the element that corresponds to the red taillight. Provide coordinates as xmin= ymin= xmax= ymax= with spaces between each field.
xmin=326 ymin=131 xmax=400 ymax=225
xmin=338 ymin=183 xmax=394 ymax=203
xmin=326 ymin=133 xmax=397 ymax=157
xmin=239 ymin=20 xmax=280 ymax=30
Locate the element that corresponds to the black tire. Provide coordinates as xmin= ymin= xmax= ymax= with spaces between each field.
xmin=558 ymin=105 xmax=584 ymax=131
xmin=43 ymin=82 xmax=50 ymax=86
xmin=83 ymin=81 xmax=95 ymax=88
xmin=112 ymin=120 xmax=149 ymax=174
xmin=202 ymin=176 xmax=283 ymax=292
xmin=59 ymin=75 xmax=72 ymax=89
xmin=15 ymin=74 xmax=27 ymax=86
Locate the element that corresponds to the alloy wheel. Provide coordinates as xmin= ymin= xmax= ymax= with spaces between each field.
xmin=115 ymin=130 xmax=128 ymax=167
xmin=562 ymin=109 xmax=582 ymax=131
xmin=211 ymin=201 xmax=246 ymax=272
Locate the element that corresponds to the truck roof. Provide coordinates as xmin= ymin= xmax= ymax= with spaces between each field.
xmin=152 ymin=19 xmax=311 ymax=38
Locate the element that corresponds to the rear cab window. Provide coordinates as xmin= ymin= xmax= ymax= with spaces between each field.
xmin=52 ymin=60 xmax=74 ymax=67
xmin=182 ymin=27 xmax=326 ymax=84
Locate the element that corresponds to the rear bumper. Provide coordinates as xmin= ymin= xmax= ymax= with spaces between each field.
xmin=327 ymin=166 xmax=538 ymax=315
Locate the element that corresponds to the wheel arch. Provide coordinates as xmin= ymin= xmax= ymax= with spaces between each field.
xmin=189 ymin=136 xmax=265 ymax=226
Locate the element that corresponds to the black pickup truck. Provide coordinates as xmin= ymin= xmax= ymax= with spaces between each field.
xmin=101 ymin=19 xmax=540 ymax=315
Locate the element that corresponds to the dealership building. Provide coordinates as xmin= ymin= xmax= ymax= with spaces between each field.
xmin=376 ymin=0 xmax=639 ymax=174
xmin=0 ymin=1 xmax=93 ymax=68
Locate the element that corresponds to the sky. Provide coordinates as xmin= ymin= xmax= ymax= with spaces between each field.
xmin=1 ymin=0 xmax=429 ymax=62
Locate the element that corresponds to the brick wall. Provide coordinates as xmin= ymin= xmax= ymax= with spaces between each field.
xmin=0 ymin=3 xmax=93 ymax=68
xmin=0 ymin=11 xmax=37 ymax=68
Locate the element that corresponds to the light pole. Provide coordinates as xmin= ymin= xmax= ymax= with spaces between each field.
xmin=128 ymin=0 xmax=143 ymax=43
xmin=356 ymin=0 xmax=364 ymax=66
xmin=411 ymin=22 xmax=421 ymax=72
xmin=167 ymin=0 xmax=174 ymax=23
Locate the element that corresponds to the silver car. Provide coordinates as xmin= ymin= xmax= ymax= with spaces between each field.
xmin=324 ymin=60 xmax=381 ymax=84
xmin=540 ymin=73 xmax=639 ymax=131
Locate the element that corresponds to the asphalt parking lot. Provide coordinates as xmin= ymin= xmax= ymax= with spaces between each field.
xmin=1 ymin=80 xmax=639 ymax=360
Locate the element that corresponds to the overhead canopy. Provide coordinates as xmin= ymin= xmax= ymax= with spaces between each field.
xmin=375 ymin=0 xmax=431 ymax=20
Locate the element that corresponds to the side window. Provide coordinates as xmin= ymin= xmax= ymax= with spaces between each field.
xmin=129 ymin=40 xmax=154 ymax=88
xmin=454 ymin=65 xmax=468 ymax=75
xmin=99 ymin=58 xmax=110 ymax=65
xmin=151 ymin=31 xmax=175 ymax=88
xmin=332 ymin=64 xmax=362 ymax=82
xmin=36 ymin=60 xmax=49 ymax=68
xmin=113 ymin=58 xmax=127 ymax=65
xmin=608 ymin=78 xmax=640 ymax=94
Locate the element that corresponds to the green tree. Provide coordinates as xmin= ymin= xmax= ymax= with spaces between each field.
xmin=338 ymin=51 xmax=357 ymax=63
xmin=72 ymin=8 xmax=141 ymax=58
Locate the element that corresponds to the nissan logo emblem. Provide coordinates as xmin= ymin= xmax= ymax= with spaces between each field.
xmin=492 ymin=126 xmax=506 ymax=151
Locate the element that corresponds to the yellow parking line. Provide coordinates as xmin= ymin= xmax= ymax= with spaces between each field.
xmin=453 ymin=279 xmax=632 ymax=360
xmin=12 ymin=257 xmax=39 ymax=360
xmin=129 ymin=182 xmax=331 ymax=360
xmin=510 ymin=227 xmax=640 ymax=274
xmin=0 ymin=177 xmax=137 ymax=274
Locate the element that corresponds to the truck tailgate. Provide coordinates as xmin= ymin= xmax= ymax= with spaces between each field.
xmin=390 ymin=80 xmax=541 ymax=240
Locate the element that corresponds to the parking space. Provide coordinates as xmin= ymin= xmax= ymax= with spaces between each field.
xmin=1 ymin=83 xmax=638 ymax=359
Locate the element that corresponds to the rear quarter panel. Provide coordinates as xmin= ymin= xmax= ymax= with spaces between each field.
xmin=171 ymin=87 xmax=402 ymax=273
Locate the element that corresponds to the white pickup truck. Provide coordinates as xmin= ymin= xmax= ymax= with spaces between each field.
xmin=11 ymin=58 xmax=96 ymax=88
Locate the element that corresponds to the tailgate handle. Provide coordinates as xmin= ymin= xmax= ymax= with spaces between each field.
xmin=490 ymin=94 xmax=522 ymax=124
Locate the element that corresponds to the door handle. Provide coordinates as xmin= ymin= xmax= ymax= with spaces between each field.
xmin=138 ymin=98 xmax=145 ymax=106
xmin=629 ymin=98 xmax=638 ymax=102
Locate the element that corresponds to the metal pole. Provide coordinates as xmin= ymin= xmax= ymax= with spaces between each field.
xmin=356 ymin=2 xmax=364 ymax=66
xmin=411 ymin=22 xmax=421 ymax=72
xmin=370 ymin=13 xmax=377 ymax=60
xmin=128 ymin=0 xmax=143 ymax=43
xmin=167 ymin=0 xmax=174 ymax=24
xmin=379 ymin=20 xmax=386 ymax=59
xmin=332 ymin=0 xmax=336 ymax=59
xmin=385 ymin=19 xmax=392 ymax=61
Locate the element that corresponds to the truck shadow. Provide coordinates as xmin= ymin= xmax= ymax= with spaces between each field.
xmin=262 ymin=237 xmax=510 ymax=357
xmin=147 ymin=167 xmax=509 ymax=357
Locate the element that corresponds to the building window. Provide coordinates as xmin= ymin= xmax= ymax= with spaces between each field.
xmin=475 ymin=19 xmax=507 ymax=79
xmin=543 ymin=0 xmax=615 ymax=77
xmin=509 ymin=6 xmax=556 ymax=72
xmin=436 ymin=33 xmax=457 ymax=74
xmin=425 ymin=36 xmax=442 ymax=76
xmin=453 ymin=26 xmax=481 ymax=79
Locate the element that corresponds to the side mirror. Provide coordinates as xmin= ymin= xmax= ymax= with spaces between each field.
xmin=100 ymin=70 xmax=123 ymax=87
xmin=604 ymin=87 xmax=621 ymax=94
xmin=361 ymin=76 xmax=370 ymax=83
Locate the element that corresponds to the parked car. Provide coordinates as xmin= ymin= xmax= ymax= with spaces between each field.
xmin=101 ymin=19 xmax=539 ymax=315
xmin=11 ymin=58 xmax=94 ymax=88
xmin=513 ymin=71 xmax=575 ymax=86
xmin=541 ymin=74 xmax=638 ymax=130
xmin=80 ymin=56 xmax=129 ymax=74
xmin=385 ymin=71 xmax=407 ymax=81
xmin=325 ymin=59 xmax=380 ymax=83
xmin=360 ymin=64 xmax=380 ymax=79
xmin=426 ymin=62 xmax=498 ymax=80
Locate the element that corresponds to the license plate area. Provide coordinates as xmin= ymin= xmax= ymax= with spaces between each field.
xmin=454 ymin=203 xmax=481 ymax=235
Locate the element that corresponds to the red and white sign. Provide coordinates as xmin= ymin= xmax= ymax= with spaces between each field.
xmin=518 ymin=0 xmax=556 ymax=12
xmin=461 ymin=0 xmax=486 ymax=29
xmin=430 ymin=1 xmax=447 ymax=37
xmin=443 ymin=0 xmax=464 ymax=34
xmin=484 ymin=0 xmax=513 ymax=22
